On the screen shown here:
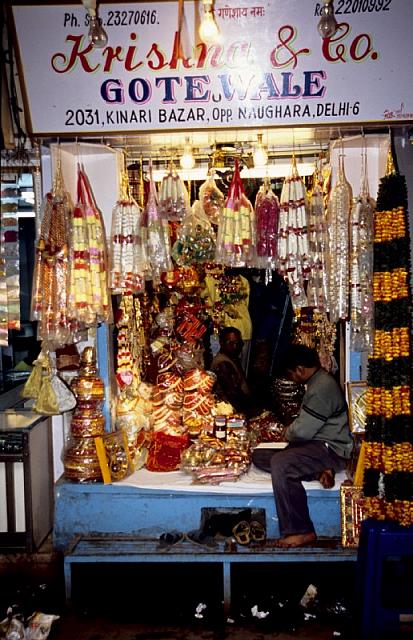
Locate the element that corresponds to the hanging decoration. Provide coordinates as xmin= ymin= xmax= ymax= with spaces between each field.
xmin=31 ymin=154 xmax=72 ymax=345
xmin=67 ymin=165 xmax=111 ymax=327
xmin=363 ymin=147 xmax=413 ymax=526
xmin=109 ymin=160 xmax=145 ymax=294
xmin=254 ymin=176 xmax=280 ymax=270
xmin=158 ymin=162 xmax=190 ymax=222
xmin=142 ymin=161 xmax=172 ymax=284
xmin=199 ymin=169 xmax=225 ymax=226
xmin=215 ymin=158 xmax=255 ymax=268
xmin=327 ymin=147 xmax=352 ymax=322
xmin=306 ymin=157 xmax=330 ymax=311
xmin=349 ymin=141 xmax=375 ymax=351
xmin=277 ymin=156 xmax=310 ymax=310
xmin=115 ymin=292 xmax=145 ymax=390
xmin=171 ymin=200 xmax=216 ymax=266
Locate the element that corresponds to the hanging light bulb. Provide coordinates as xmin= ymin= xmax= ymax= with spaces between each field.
xmin=180 ymin=137 xmax=195 ymax=170
xmin=253 ymin=134 xmax=268 ymax=168
xmin=317 ymin=0 xmax=337 ymax=39
xmin=82 ymin=0 xmax=108 ymax=48
xmin=199 ymin=0 xmax=220 ymax=44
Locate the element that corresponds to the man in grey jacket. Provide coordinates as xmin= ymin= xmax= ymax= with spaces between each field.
xmin=252 ymin=343 xmax=353 ymax=548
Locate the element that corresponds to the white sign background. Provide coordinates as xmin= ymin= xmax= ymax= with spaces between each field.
xmin=11 ymin=0 xmax=413 ymax=135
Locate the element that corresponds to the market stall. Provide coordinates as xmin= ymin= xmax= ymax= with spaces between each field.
xmin=3 ymin=1 xmax=412 ymax=568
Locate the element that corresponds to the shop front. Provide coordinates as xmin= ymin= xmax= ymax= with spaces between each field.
xmin=2 ymin=0 xmax=413 ymax=599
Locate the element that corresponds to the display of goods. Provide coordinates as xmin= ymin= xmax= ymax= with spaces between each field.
xmin=277 ymin=156 xmax=310 ymax=310
xmin=215 ymin=159 xmax=256 ymax=267
xmin=199 ymin=171 xmax=225 ymax=225
xmin=95 ymin=429 xmax=134 ymax=483
xmin=158 ymin=167 xmax=190 ymax=221
xmin=109 ymin=168 xmax=146 ymax=294
xmin=31 ymin=159 xmax=72 ymax=344
xmin=145 ymin=430 xmax=189 ymax=471
xmin=254 ymin=177 xmax=280 ymax=269
xmin=171 ymin=200 xmax=216 ymax=265
xmin=270 ymin=378 xmax=305 ymax=426
xmin=249 ymin=409 xmax=287 ymax=442
xmin=327 ymin=153 xmax=353 ymax=322
xmin=63 ymin=346 xmax=105 ymax=482
xmin=349 ymin=149 xmax=375 ymax=351
xmin=306 ymin=162 xmax=330 ymax=310
xmin=142 ymin=162 xmax=172 ymax=283
xmin=68 ymin=166 xmax=111 ymax=327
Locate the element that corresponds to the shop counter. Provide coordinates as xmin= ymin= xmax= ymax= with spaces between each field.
xmin=54 ymin=466 xmax=347 ymax=551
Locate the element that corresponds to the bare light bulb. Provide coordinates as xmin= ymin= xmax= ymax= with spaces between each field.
xmin=180 ymin=139 xmax=195 ymax=170
xmin=253 ymin=135 xmax=268 ymax=168
xmin=199 ymin=9 xmax=219 ymax=44
xmin=317 ymin=2 xmax=337 ymax=39
xmin=88 ymin=11 xmax=108 ymax=48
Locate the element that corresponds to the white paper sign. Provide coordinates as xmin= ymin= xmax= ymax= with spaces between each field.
xmin=11 ymin=0 xmax=413 ymax=134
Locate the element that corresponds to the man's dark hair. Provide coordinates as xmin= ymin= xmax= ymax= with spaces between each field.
xmin=219 ymin=326 xmax=242 ymax=342
xmin=284 ymin=343 xmax=320 ymax=370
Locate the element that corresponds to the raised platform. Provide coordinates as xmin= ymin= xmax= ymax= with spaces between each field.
xmin=54 ymin=467 xmax=347 ymax=551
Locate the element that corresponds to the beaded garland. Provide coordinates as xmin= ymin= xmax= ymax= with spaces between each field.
xmin=363 ymin=153 xmax=413 ymax=527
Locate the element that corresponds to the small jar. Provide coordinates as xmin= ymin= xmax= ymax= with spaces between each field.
xmin=214 ymin=415 xmax=227 ymax=442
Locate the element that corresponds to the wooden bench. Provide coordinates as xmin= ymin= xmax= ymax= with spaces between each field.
xmin=63 ymin=534 xmax=357 ymax=615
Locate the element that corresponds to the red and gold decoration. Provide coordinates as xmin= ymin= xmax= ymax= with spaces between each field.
xmin=363 ymin=148 xmax=413 ymax=526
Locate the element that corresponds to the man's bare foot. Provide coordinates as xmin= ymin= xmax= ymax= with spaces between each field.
xmin=275 ymin=532 xmax=317 ymax=548
xmin=317 ymin=468 xmax=335 ymax=489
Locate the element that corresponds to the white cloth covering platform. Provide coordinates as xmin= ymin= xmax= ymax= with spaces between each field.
xmin=118 ymin=465 xmax=347 ymax=494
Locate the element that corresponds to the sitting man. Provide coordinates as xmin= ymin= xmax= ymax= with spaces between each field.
xmin=210 ymin=326 xmax=257 ymax=417
xmin=252 ymin=343 xmax=353 ymax=548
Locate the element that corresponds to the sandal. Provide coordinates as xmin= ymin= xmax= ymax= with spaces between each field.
xmin=159 ymin=531 xmax=184 ymax=546
xmin=250 ymin=520 xmax=266 ymax=543
xmin=232 ymin=520 xmax=251 ymax=545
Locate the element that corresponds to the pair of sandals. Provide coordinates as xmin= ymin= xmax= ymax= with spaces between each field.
xmin=232 ymin=520 xmax=266 ymax=546
xmin=159 ymin=530 xmax=217 ymax=548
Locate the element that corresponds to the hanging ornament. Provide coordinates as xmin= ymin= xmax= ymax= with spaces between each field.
xmin=215 ymin=158 xmax=255 ymax=267
xmin=158 ymin=160 xmax=190 ymax=221
xmin=349 ymin=141 xmax=375 ymax=351
xmin=278 ymin=156 xmax=310 ymax=310
xmin=254 ymin=176 xmax=280 ymax=270
xmin=109 ymin=159 xmax=145 ymax=294
xmin=327 ymin=147 xmax=352 ymax=322
xmin=68 ymin=164 xmax=111 ymax=327
xmin=306 ymin=156 xmax=330 ymax=311
xmin=142 ymin=161 xmax=172 ymax=284
xmin=31 ymin=152 xmax=72 ymax=344
xmin=198 ymin=169 xmax=225 ymax=225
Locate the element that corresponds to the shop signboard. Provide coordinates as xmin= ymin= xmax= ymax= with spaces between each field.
xmin=10 ymin=0 xmax=413 ymax=135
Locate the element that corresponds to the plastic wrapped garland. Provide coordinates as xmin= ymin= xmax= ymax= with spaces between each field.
xmin=254 ymin=177 xmax=280 ymax=269
xmin=158 ymin=167 xmax=190 ymax=221
xmin=215 ymin=159 xmax=255 ymax=267
xmin=199 ymin=170 xmax=225 ymax=225
xmin=306 ymin=164 xmax=330 ymax=311
xmin=327 ymin=153 xmax=353 ymax=323
xmin=109 ymin=170 xmax=145 ymax=294
xmin=278 ymin=157 xmax=310 ymax=310
xmin=349 ymin=150 xmax=375 ymax=351
xmin=143 ymin=162 xmax=172 ymax=283
xmin=31 ymin=160 xmax=72 ymax=344
xmin=171 ymin=200 xmax=216 ymax=265
xmin=68 ymin=166 xmax=111 ymax=327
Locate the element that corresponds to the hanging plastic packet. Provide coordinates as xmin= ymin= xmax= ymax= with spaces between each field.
xmin=306 ymin=158 xmax=330 ymax=311
xmin=199 ymin=169 xmax=225 ymax=225
xmin=158 ymin=165 xmax=190 ymax=221
xmin=109 ymin=164 xmax=145 ymax=294
xmin=254 ymin=177 xmax=280 ymax=269
xmin=278 ymin=156 xmax=310 ymax=310
xmin=171 ymin=200 xmax=216 ymax=265
xmin=68 ymin=165 xmax=111 ymax=327
xmin=215 ymin=159 xmax=255 ymax=267
xmin=31 ymin=154 xmax=72 ymax=345
xmin=143 ymin=161 xmax=172 ymax=284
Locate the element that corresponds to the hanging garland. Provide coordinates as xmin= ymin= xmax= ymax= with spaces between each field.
xmin=363 ymin=148 xmax=413 ymax=526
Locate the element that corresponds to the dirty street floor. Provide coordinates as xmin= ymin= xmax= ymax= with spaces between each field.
xmin=1 ymin=535 xmax=411 ymax=639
